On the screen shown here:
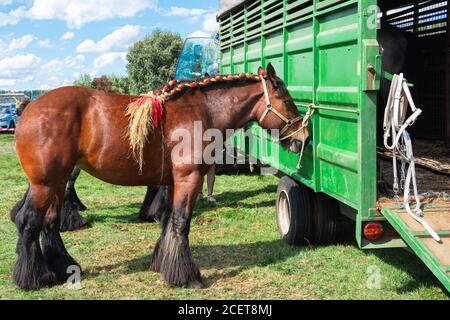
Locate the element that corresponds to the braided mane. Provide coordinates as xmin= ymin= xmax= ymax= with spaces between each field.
xmin=158 ymin=73 xmax=262 ymax=100
xmin=126 ymin=73 xmax=261 ymax=173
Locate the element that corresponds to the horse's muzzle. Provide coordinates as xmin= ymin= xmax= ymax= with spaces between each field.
xmin=289 ymin=137 xmax=310 ymax=153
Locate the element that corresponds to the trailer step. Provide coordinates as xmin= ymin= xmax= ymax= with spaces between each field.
xmin=381 ymin=206 xmax=450 ymax=292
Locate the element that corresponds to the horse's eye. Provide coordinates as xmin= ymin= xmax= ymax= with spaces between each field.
xmin=284 ymin=100 xmax=294 ymax=109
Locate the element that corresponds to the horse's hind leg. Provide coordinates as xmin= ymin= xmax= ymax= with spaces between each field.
xmin=151 ymin=173 xmax=203 ymax=288
xmin=12 ymin=184 xmax=58 ymax=289
xmin=12 ymin=182 xmax=80 ymax=289
xmin=42 ymin=186 xmax=81 ymax=283
xmin=10 ymin=185 xmax=30 ymax=223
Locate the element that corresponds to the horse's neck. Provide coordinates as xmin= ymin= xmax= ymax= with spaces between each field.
xmin=205 ymin=82 xmax=262 ymax=132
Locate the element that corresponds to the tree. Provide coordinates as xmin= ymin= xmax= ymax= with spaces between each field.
xmin=108 ymin=75 xmax=131 ymax=95
xmin=73 ymin=74 xmax=130 ymax=94
xmin=127 ymin=29 xmax=183 ymax=95
xmin=91 ymin=76 xmax=113 ymax=92
xmin=73 ymin=74 xmax=93 ymax=88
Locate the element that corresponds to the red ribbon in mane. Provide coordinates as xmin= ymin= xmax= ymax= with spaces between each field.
xmin=152 ymin=97 xmax=163 ymax=129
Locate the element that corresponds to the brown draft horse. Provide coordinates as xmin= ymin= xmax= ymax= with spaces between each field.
xmin=10 ymin=64 xmax=309 ymax=289
xmin=17 ymin=92 xmax=161 ymax=231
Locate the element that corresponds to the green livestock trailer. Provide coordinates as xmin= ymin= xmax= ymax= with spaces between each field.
xmin=218 ymin=0 xmax=450 ymax=291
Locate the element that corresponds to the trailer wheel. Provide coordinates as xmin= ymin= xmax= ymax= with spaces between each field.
xmin=276 ymin=176 xmax=312 ymax=246
xmin=311 ymin=193 xmax=338 ymax=245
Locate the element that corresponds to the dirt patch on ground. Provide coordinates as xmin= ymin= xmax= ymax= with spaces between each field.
xmin=377 ymin=140 xmax=450 ymax=207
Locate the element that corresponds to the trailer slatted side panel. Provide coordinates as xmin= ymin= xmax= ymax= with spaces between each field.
xmin=219 ymin=0 xmax=379 ymax=235
xmin=384 ymin=1 xmax=449 ymax=141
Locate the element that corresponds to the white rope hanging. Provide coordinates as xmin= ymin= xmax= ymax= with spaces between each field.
xmin=383 ymin=73 xmax=441 ymax=243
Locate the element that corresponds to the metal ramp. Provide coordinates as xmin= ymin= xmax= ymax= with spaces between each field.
xmin=381 ymin=205 xmax=450 ymax=292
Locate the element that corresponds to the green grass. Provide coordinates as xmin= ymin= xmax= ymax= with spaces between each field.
xmin=0 ymin=134 xmax=448 ymax=300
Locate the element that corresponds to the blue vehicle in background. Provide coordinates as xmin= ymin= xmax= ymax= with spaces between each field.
xmin=0 ymin=103 xmax=19 ymax=131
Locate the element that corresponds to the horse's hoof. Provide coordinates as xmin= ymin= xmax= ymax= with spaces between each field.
xmin=75 ymin=217 xmax=88 ymax=230
xmin=137 ymin=215 xmax=157 ymax=223
xmin=13 ymin=270 xmax=57 ymax=290
xmin=76 ymin=203 xmax=87 ymax=212
xmin=60 ymin=216 xmax=88 ymax=232
xmin=186 ymin=280 xmax=204 ymax=289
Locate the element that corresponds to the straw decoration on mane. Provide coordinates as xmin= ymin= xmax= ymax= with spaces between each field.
xmin=126 ymin=73 xmax=261 ymax=172
xmin=126 ymin=92 xmax=164 ymax=172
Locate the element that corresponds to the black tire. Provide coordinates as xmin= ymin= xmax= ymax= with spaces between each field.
xmin=311 ymin=192 xmax=338 ymax=245
xmin=276 ymin=176 xmax=313 ymax=246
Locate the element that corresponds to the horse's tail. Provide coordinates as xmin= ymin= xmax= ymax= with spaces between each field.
xmin=125 ymin=93 xmax=164 ymax=173
xmin=10 ymin=186 xmax=30 ymax=223
xmin=16 ymin=97 xmax=31 ymax=116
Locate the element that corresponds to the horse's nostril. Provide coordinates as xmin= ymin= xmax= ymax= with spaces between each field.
xmin=290 ymin=140 xmax=302 ymax=153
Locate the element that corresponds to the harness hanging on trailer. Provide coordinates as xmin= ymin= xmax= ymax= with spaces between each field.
xmin=383 ymin=73 xmax=441 ymax=243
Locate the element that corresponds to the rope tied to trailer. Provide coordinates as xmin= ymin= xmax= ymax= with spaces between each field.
xmin=383 ymin=73 xmax=441 ymax=243
xmin=295 ymin=104 xmax=315 ymax=169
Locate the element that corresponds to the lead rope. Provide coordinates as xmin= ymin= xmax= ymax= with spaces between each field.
xmin=296 ymin=105 xmax=315 ymax=169
xmin=259 ymin=76 xmax=312 ymax=169
xmin=383 ymin=73 xmax=441 ymax=242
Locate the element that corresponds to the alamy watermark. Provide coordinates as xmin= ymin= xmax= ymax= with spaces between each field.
xmin=366 ymin=5 xmax=384 ymax=31
xmin=170 ymin=121 xmax=282 ymax=175
xmin=67 ymin=265 xmax=82 ymax=290
xmin=366 ymin=265 xmax=382 ymax=290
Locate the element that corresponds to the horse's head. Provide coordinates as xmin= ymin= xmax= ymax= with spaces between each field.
xmin=255 ymin=64 xmax=310 ymax=153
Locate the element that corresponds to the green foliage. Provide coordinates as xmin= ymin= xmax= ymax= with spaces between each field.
xmin=73 ymin=74 xmax=93 ymax=88
xmin=73 ymin=74 xmax=130 ymax=95
xmin=127 ymin=29 xmax=183 ymax=95
xmin=108 ymin=75 xmax=131 ymax=95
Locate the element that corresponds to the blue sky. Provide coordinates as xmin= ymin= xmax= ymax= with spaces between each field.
xmin=0 ymin=0 xmax=221 ymax=90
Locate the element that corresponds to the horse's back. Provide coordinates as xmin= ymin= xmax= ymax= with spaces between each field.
xmin=16 ymin=87 xmax=123 ymax=177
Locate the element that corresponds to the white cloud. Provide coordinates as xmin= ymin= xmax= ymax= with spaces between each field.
xmin=0 ymin=0 xmax=13 ymax=6
xmin=164 ymin=7 xmax=207 ymax=20
xmin=189 ymin=30 xmax=211 ymax=38
xmin=9 ymin=34 xmax=35 ymax=50
xmin=202 ymin=12 xmax=219 ymax=34
xmin=93 ymin=52 xmax=126 ymax=70
xmin=61 ymin=31 xmax=75 ymax=40
xmin=38 ymin=55 xmax=86 ymax=88
xmin=0 ymin=50 xmax=90 ymax=90
xmin=0 ymin=34 xmax=35 ymax=53
xmin=23 ymin=75 xmax=34 ymax=82
xmin=41 ymin=55 xmax=85 ymax=72
xmin=77 ymin=25 xmax=141 ymax=53
xmin=0 ymin=54 xmax=41 ymax=72
xmin=0 ymin=79 xmax=16 ymax=87
xmin=0 ymin=6 xmax=27 ymax=27
xmin=0 ymin=54 xmax=41 ymax=82
xmin=187 ymin=11 xmax=219 ymax=38
xmin=38 ymin=39 xmax=52 ymax=48
xmin=28 ymin=0 xmax=157 ymax=28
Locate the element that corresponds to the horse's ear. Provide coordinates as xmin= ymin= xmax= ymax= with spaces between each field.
xmin=258 ymin=67 xmax=266 ymax=78
xmin=266 ymin=63 xmax=277 ymax=84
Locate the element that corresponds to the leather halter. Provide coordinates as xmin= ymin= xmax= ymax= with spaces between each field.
xmin=258 ymin=76 xmax=304 ymax=141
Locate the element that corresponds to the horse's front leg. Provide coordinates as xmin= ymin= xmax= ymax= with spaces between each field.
xmin=151 ymin=171 xmax=204 ymax=288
